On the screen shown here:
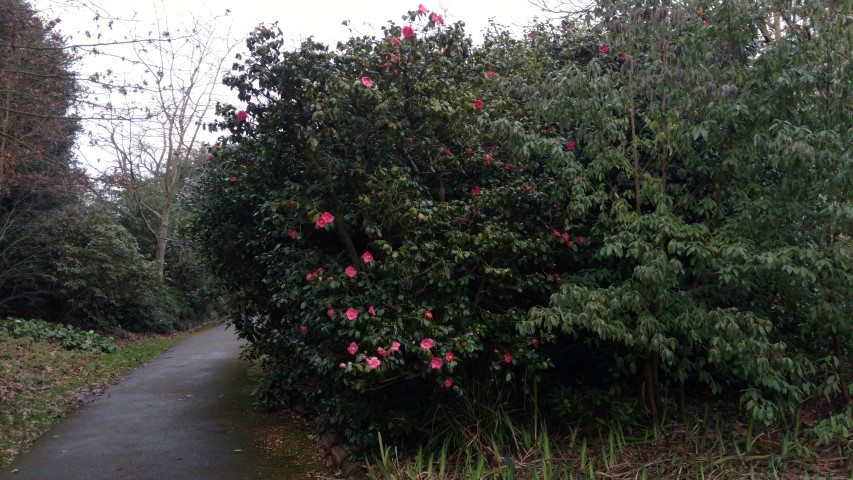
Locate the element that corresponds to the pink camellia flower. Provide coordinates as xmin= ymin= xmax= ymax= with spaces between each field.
xmin=487 ymin=71 xmax=494 ymax=77
xmin=390 ymin=341 xmax=401 ymax=352
xmin=704 ymin=19 xmax=711 ymax=25
xmin=348 ymin=342 xmax=358 ymax=355
xmin=402 ymin=25 xmax=415 ymax=38
xmin=230 ymin=177 xmax=237 ymax=183
xmin=431 ymin=357 xmax=443 ymax=369
xmin=445 ymin=352 xmax=454 ymax=362
xmin=562 ymin=232 xmax=571 ymax=243
xmin=465 ymin=148 xmax=474 ymax=154
xmin=368 ymin=306 xmax=376 ymax=316
xmin=444 ymin=377 xmax=453 ymax=388
xmin=327 ymin=309 xmax=334 ymax=318
xmin=505 ymin=162 xmax=511 ymax=171
xmin=346 ymin=308 xmax=358 ymax=321
xmin=345 ymin=266 xmax=357 ymax=278
xmin=287 ymin=201 xmax=295 ymax=209
xmin=377 ymin=347 xmax=389 ymax=357
xmin=339 ymin=362 xmax=346 ymax=369
xmin=579 ymin=236 xmax=587 ymax=244
xmin=300 ymin=325 xmax=308 ymax=334
xmin=772 ymin=296 xmax=781 ymax=303
xmin=567 ymin=140 xmax=577 ymax=151
xmin=206 ymin=153 xmax=212 ymax=161
xmin=254 ymin=26 xmax=261 ymax=31
xmin=236 ymin=110 xmax=247 ymax=122
xmin=425 ymin=310 xmax=433 ymax=319
xmin=418 ymin=3 xmax=428 ymax=13
xmin=472 ymin=186 xmax=481 ymax=196
xmin=430 ymin=13 xmax=443 ymax=24
xmin=392 ymin=36 xmax=401 ymax=46
xmin=406 ymin=137 xmax=414 ymax=143
xmin=532 ymin=339 xmax=539 ymax=347
xmin=461 ymin=341 xmax=467 ymax=347
xmin=445 ymin=148 xmax=453 ymax=157
xmin=315 ymin=211 xmax=335 ymax=228
xmin=474 ymin=99 xmax=483 ymax=109
xmin=485 ymin=154 xmax=493 ymax=165
xmin=420 ymin=338 xmax=434 ymax=350
xmin=504 ymin=353 xmax=513 ymax=364
xmin=552 ymin=229 xmax=561 ymax=237
xmin=361 ymin=76 xmax=373 ymax=88
xmin=620 ymin=53 xmax=626 ymax=61
xmin=367 ymin=357 xmax=382 ymax=369
xmin=289 ymin=230 xmax=298 ymax=240
xmin=599 ymin=45 xmax=609 ymax=53
xmin=362 ymin=251 xmax=374 ymax=263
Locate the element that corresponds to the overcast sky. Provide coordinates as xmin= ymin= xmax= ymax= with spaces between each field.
xmin=31 ymin=0 xmax=557 ymax=171
xmin=38 ymin=0 xmax=554 ymax=48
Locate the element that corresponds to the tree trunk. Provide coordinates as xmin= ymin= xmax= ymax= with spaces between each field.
xmin=154 ymin=200 xmax=171 ymax=281
xmin=644 ymin=350 xmax=661 ymax=427
xmin=835 ymin=333 xmax=852 ymax=404
xmin=0 ymin=64 xmax=14 ymax=197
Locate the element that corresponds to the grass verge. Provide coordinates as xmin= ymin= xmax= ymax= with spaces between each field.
xmin=369 ymin=414 xmax=853 ymax=479
xmin=0 ymin=329 xmax=186 ymax=468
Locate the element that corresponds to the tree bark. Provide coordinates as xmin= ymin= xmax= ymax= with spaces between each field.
xmin=835 ymin=334 xmax=852 ymax=404
xmin=644 ymin=350 xmax=661 ymax=427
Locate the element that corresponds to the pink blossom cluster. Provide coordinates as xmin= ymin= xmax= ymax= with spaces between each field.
xmin=315 ymin=212 xmax=335 ymax=228
xmin=305 ymin=267 xmax=323 ymax=282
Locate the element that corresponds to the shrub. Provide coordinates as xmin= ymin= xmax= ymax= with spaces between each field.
xmin=189 ymin=11 xmax=579 ymax=448
xmin=191 ymin=0 xmax=853 ymax=451
xmin=0 ymin=317 xmax=117 ymax=354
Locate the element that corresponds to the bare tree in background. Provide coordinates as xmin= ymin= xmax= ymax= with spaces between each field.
xmin=87 ymin=12 xmax=237 ymax=280
xmin=527 ymin=0 xmax=594 ymax=17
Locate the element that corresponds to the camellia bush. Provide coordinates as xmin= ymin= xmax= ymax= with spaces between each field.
xmin=190 ymin=1 xmax=851 ymax=450
xmin=189 ymin=7 xmax=595 ymax=447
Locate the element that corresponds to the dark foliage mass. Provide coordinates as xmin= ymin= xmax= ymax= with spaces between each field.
xmin=1 ymin=0 xmax=214 ymax=333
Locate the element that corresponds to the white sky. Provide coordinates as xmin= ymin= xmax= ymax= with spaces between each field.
xmin=38 ymin=0 xmax=554 ymax=50
xmin=217 ymin=0 xmax=550 ymax=46
xmin=31 ymin=0 xmax=556 ymax=171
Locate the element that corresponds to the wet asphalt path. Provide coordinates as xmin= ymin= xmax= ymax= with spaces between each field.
xmin=0 ymin=324 xmax=287 ymax=480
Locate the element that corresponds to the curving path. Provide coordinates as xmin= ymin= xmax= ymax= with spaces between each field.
xmin=0 ymin=324 xmax=323 ymax=480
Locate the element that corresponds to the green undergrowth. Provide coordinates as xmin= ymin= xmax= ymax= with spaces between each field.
xmin=1 ymin=318 xmax=117 ymax=354
xmin=368 ymin=407 xmax=853 ymax=479
xmin=0 ymin=328 xmax=185 ymax=468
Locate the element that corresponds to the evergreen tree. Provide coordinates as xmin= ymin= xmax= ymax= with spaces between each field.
xmin=0 ymin=0 xmax=82 ymax=314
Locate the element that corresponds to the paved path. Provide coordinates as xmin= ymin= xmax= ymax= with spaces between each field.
xmin=0 ymin=324 xmax=314 ymax=480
